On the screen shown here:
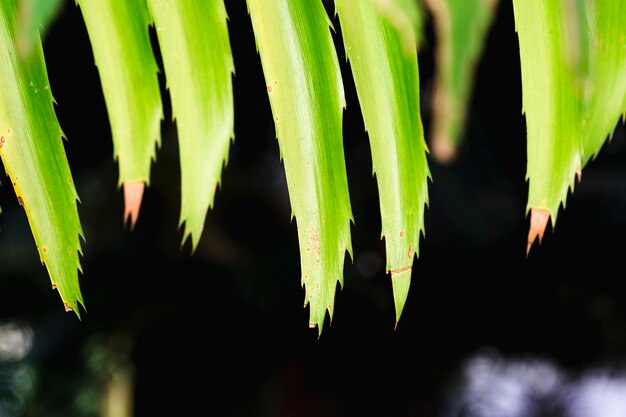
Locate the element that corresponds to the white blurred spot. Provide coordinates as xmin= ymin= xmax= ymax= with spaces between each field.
xmin=567 ymin=372 xmax=626 ymax=417
xmin=0 ymin=321 xmax=33 ymax=362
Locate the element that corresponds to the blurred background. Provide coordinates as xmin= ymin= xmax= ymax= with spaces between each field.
xmin=2 ymin=1 xmax=626 ymax=416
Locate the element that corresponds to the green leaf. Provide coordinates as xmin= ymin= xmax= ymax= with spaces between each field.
xmin=582 ymin=0 xmax=626 ymax=167
xmin=247 ymin=0 xmax=353 ymax=334
xmin=512 ymin=0 xmax=585 ymax=252
xmin=0 ymin=0 xmax=85 ymax=314
xmin=425 ymin=0 xmax=499 ymax=162
xmin=146 ymin=0 xmax=234 ymax=250
xmin=76 ymin=0 xmax=163 ymax=228
xmin=334 ymin=0 xmax=430 ymax=325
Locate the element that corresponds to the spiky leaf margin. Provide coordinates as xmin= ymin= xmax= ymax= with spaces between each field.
xmin=247 ymin=0 xmax=353 ymax=334
xmin=582 ymin=0 xmax=626 ymax=167
xmin=512 ymin=0 xmax=585 ymax=252
xmin=76 ymin=0 xmax=163 ymax=228
xmin=147 ymin=0 xmax=234 ymax=250
xmin=334 ymin=0 xmax=430 ymax=325
xmin=0 ymin=0 xmax=84 ymax=314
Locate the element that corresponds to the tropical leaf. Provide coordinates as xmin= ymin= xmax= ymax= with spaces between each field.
xmin=512 ymin=0 xmax=585 ymax=254
xmin=76 ymin=0 xmax=163 ymax=228
xmin=247 ymin=0 xmax=353 ymax=334
xmin=0 ymin=0 xmax=84 ymax=314
xmin=582 ymin=0 xmax=626 ymax=167
xmin=334 ymin=0 xmax=430 ymax=325
xmin=425 ymin=0 xmax=500 ymax=162
xmin=146 ymin=0 xmax=234 ymax=250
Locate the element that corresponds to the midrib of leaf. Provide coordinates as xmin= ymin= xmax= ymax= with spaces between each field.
xmin=582 ymin=0 xmax=626 ymax=166
xmin=247 ymin=0 xmax=353 ymax=334
xmin=147 ymin=0 xmax=234 ymax=250
xmin=512 ymin=0 xmax=584 ymax=227
xmin=334 ymin=0 xmax=430 ymax=325
xmin=76 ymin=0 xmax=163 ymax=226
xmin=0 ymin=0 xmax=84 ymax=314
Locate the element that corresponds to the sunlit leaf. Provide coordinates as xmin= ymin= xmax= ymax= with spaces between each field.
xmin=425 ymin=0 xmax=499 ymax=162
xmin=0 ymin=0 xmax=84 ymax=314
xmin=147 ymin=0 xmax=234 ymax=250
xmin=76 ymin=0 xmax=163 ymax=228
xmin=582 ymin=0 xmax=626 ymax=167
xmin=334 ymin=0 xmax=430 ymax=325
xmin=247 ymin=0 xmax=353 ymax=334
xmin=512 ymin=0 xmax=584 ymax=253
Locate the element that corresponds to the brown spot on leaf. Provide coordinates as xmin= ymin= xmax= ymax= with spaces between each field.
xmin=123 ymin=181 xmax=145 ymax=231
xmin=408 ymin=245 xmax=414 ymax=258
xmin=42 ymin=246 xmax=48 ymax=253
xmin=267 ymin=85 xmax=272 ymax=93
xmin=399 ymin=231 xmax=405 ymax=237
xmin=63 ymin=303 xmax=73 ymax=312
xmin=51 ymin=283 xmax=57 ymax=290
xmin=389 ymin=265 xmax=412 ymax=274
xmin=17 ymin=196 xmax=23 ymax=206
xmin=526 ymin=208 xmax=550 ymax=257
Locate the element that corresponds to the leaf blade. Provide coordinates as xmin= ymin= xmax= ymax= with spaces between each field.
xmin=147 ymin=0 xmax=235 ymax=250
xmin=247 ymin=0 xmax=353 ymax=334
xmin=582 ymin=0 xmax=626 ymax=166
xmin=512 ymin=0 xmax=584 ymax=249
xmin=334 ymin=0 xmax=430 ymax=324
xmin=0 ymin=0 xmax=84 ymax=313
xmin=76 ymin=0 xmax=163 ymax=227
xmin=425 ymin=0 xmax=499 ymax=162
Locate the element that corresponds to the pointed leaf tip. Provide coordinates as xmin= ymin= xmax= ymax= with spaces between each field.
xmin=526 ymin=208 xmax=550 ymax=256
xmin=391 ymin=268 xmax=412 ymax=328
xmin=576 ymin=168 xmax=582 ymax=183
xmin=124 ymin=181 xmax=145 ymax=230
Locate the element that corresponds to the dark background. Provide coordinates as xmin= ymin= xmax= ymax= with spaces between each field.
xmin=2 ymin=1 xmax=626 ymax=416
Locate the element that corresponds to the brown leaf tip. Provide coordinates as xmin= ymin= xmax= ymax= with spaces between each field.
xmin=63 ymin=303 xmax=73 ymax=312
xmin=124 ymin=181 xmax=145 ymax=231
xmin=526 ymin=208 xmax=550 ymax=257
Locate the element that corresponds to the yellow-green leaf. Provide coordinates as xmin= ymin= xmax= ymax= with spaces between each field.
xmin=0 ymin=0 xmax=84 ymax=314
xmin=425 ymin=0 xmax=499 ymax=162
xmin=247 ymin=0 xmax=353 ymax=334
xmin=76 ymin=0 xmax=163 ymax=228
xmin=512 ymin=0 xmax=584 ymax=252
xmin=334 ymin=0 xmax=430 ymax=325
xmin=582 ymin=0 xmax=626 ymax=167
xmin=147 ymin=0 xmax=234 ymax=250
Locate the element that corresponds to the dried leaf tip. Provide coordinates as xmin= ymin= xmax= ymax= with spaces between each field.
xmin=526 ymin=208 xmax=550 ymax=257
xmin=431 ymin=136 xmax=457 ymax=164
xmin=123 ymin=181 xmax=145 ymax=230
xmin=576 ymin=168 xmax=582 ymax=183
